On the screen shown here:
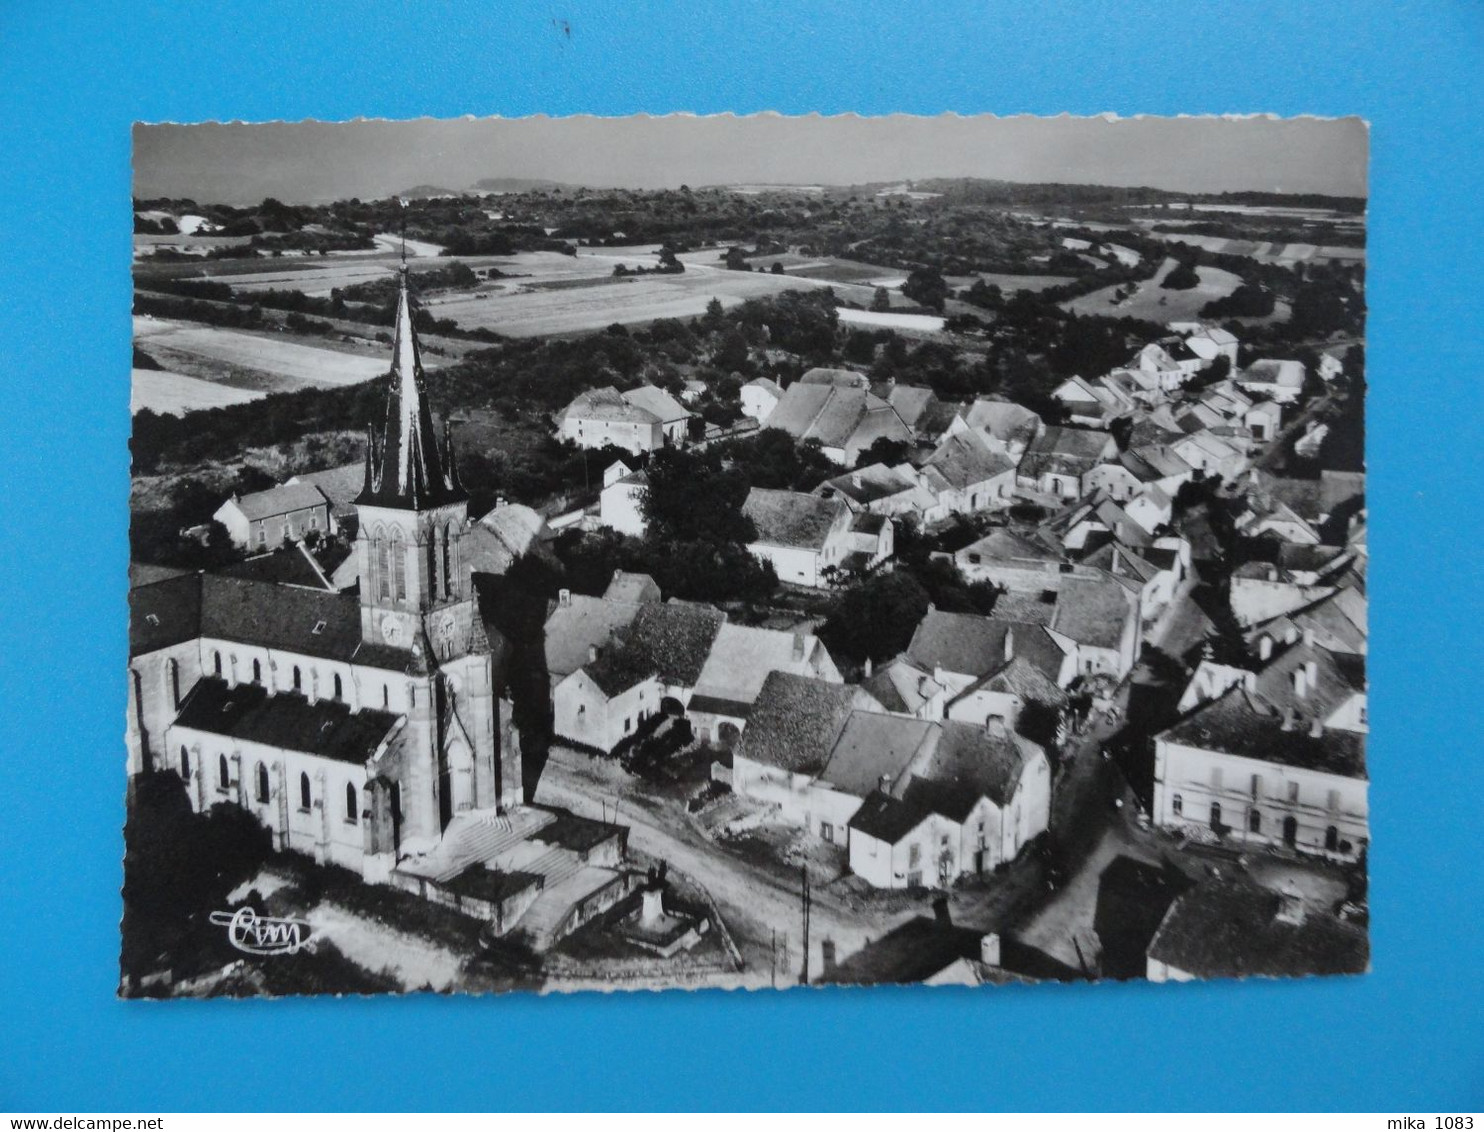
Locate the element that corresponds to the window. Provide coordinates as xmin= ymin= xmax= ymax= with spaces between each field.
xmin=382 ymin=684 xmax=389 ymax=709
xmin=968 ymin=553 xmax=981 ymax=565
xmin=299 ymin=773 xmax=312 ymax=811
xmin=1250 ymin=773 xmax=1262 ymax=799
xmin=1248 ymin=809 xmax=1262 ymax=834
xmin=293 ymin=666 xmax=302 ymax=691
xmin=180 ymin=746 xmax=191 ymax=780
xmin=623 ymin=717 xmax=631 ymax=733
xmin=256 ymin=763 xmax=270 ymax=803
xmin=376 ymin=538 xmax=390 ymax=600
xmin=252 ymin=659 xmax=262 ymax=684
xmin=214 ymin=651 xmax=223 ymax=676
xmin=218 ymin=754 xmax=230 ymax=791
xmin=820 ymin=822 xmax=834 ymax=844
xmin=345 ymin=783 xmax=359 ymax=825
xmin=311 ymin=620 xmax=326 ymax=636
xmin=1209 ymin=802 xmax=1222 ymax=831
xmin=333 ymin=674 xmax=343 ymax=701
xmin=1287 ymin=781 xmax=1300 ymax=804
xmin=1211 ymin=766 xmax=1224 ymax=791
xmin=1326 ymin=788 xmax=1340 ymax=812
xmin=908 ymin=843 xmax=921 ymax=868
xmin=1171 ymin=793 xmax=1182 ymax=816
xmin=167 ymin=659 xmax=181 ymax=708
xmin=257 ymin=528 xmax=267 ymax=548
xmin=391 ymin=531 xmax=406 ymax=599
xmin=1325 ymin=825 xmax=1339 ymax=852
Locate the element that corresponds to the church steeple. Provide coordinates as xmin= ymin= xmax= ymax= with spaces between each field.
xmin=356 ymin=266 xmax=466 ymax=511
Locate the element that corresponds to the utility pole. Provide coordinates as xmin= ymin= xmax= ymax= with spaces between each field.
xmin=800 ymin=865 xmax=811 ymax=986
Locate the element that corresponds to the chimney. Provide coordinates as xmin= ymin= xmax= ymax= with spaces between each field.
xmin=495 ymin=495 xmax=507 ymax=509
xmin=980 ymin=932 xmax=1001 ymax=968
xmin=932 ymin=896 xmax=952 ymax=926
xmin=862 ymin=656 xmax=873 ymax=678
xmin=878 ymin=773 xmax=892 ymax=794
xmin=851 ymin=473 xmax=863 ymax=489
xmin=986 ymin=715 xmax=1007 ymax=738
xmin=1280 ymin=707 xmax=1296 ymax=731
xmin=559 ymin=588 xmax=571 ymax=607
xmin=1305 ymin=659 xmax=1319 ymax=689
xmin=793 ymin=633 xmax=808 ymax=661
xmin=1301 ymin=627 xmax=1316 ymax=648
xmin=933 ymin=664 xmax=945 ymax=688
xmin=1243 ymin=671 xmax=1257 ymax=693
xmin=1258 ymin=635 xmax=1274 ymax=661
xmin=820 ymin=937 xmax=837 ymax=974
xmin=1293 ymin=667 xmax=1308 ymax=699
xmin=1308 ymin=716 xmax=1324 ymax=738
xmin=1004 ymin=626 xmax=1015 ymax=662
xmin=1275 ymin=883 xmax=1306 ymax=926
xmin=588 ymin=644 xmax=600 ymax=664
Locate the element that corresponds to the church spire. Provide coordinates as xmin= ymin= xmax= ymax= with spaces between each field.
xmin=356 ymin=266 xmax=467 ymax=510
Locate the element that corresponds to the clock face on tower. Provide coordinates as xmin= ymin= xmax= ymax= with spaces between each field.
xmin=434 ymin=611 xmax=456 ymax=649
xmin=380 ymin=614 xmax=406 ymax=647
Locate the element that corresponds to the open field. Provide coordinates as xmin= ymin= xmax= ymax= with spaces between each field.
xmin=1061 ymin=256 xmax=1247 ymax=323
xmin=837 ymin=307 xmax=946 ymax=333
xmin=946 ymin=271 xmax=1079 ymax=293
xmin=131 ymin=368 xmax=266 ymax=416
xmin=135 ymin=317 xmax=390 ymax=390
xmin=1139 ymin=228 xmax=1365 ymax=265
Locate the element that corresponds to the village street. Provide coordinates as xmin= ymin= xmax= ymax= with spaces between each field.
xmin=534 ymin=745 xmax=939 ymax=986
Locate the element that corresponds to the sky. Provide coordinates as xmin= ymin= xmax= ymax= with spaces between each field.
xmin=133 ymin=114 xmax=1368 ymax=205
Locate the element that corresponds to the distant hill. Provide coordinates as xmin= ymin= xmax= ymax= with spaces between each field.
xmin=397 ymin=184 xmax=465 ymax=200
xmin=468 ymin=177 xmax=575 ymax=194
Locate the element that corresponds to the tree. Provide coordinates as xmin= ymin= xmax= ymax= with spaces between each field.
xmin=870 ymin=286 xmax=892 ymax=312
xmin=639 ymin=447 xmax=754 ymax=544
xmin=1162 ymin=260 xmax=1201 ymax=290
xmin=818 ymin=570 xmax=932 ymax=665
xmin=902 ymin=266 xmax=948 ymax=311
xmin=723 ymin=245 xmax=751 ymax=271
xmin=770 ymin=261 xmax=785 ymax=275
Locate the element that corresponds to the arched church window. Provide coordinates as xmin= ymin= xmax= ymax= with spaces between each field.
xmin=345 ymin=783 xmax=359 ymax=824
xmin=252 ymin=659 xmax=262 ymax=684
xmin=213 ymin=651 xmax=222 ymax=677
xmin=293 ymin=665 xmax=302 ymax=691
xmin=427 ymin=533 xmax=440 ymax=602
xmin=391 ymin=530 xmax=406 ymax=600
xmin=382 ymin=684 xmax=389 ymax=709
xmin=376 ymin=535 xmax=391 ymax=600
xmin=167 ymin=659 xmax=181 ymax=708
xmin=299 ymin=773 xmax=311 ymax=811
xmin=333 ymin=673 xmax=343 ymax=701
xmin=442 ymin=524 xmax=456 ymax=598
xmin=256 ymin=763 xmax=270 ymax=803
xmin=180 ymin=746 xmax=190 ymax=780
xmin=218 ymin=754 xmax=230 ymax=791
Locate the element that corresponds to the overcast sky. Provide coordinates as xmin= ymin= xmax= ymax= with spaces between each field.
xmin=134 ymin=114 xmax=1368 ymax=204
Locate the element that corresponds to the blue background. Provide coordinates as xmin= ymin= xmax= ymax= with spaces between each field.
xmin=1 ymin=0 xmax=1480 ymax=1112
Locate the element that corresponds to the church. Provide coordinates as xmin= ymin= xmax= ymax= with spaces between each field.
xmin=127 ymin=266 xmax=524 ymax=882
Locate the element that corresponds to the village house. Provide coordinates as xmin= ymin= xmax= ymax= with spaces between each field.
xmin=743 ymin=487 xmax=893 ymax=588
xmin=922 ymin=429 xmax=1018 ymax=515
xmin=869 ymin=378 xmax=941 ymax=436
xmin=904 ymin=606 xmax=1077 ymax=705
xmin=1237 ymin=358 xmax=1306 ymax=404
xmin=1146 ymin=877 xmax=1368 ymax=982
xmin=739 ymin=376 xmax=783 ymax=422
xmin=1228 ymin=547 xmax=1358 ymax=628
xmin=213 ymin=482 xmax=333 ymax=551
xmin=541 ymin=573 xmax=659 ymax=692
xmin=813 ymin=462 xmax=946 ymax=525
xmin=1084 ymin=445 xmax=1195 ymax=504
xmin=1151 ymin=638 xmax=1368 ymax=861
xmin=1246 ymin=582 xmax=1367 ymax=660
xmin=1133 ymin=341 xmax=1188 ymax=391
xmin=597 ymin=459 xmax=648 ymax=537
xmin=846 ymin=717 xmax=1052 ymax=888
xmin=1016 ymin=426 xmax=1119 ymax=500
xmin=1169 ymin=323 xmax=1241 ymax=371
xmin=1052 ymin=375 xmax=1133 ymax=428
xmin=285 ymin=462 xmax=368 ymax=533
xmin=556 ymin=384 xmax=693 ymax=454
xmin=947 ymin=398 xmax=1044 ymax=460
xmin=685 ymin=622 xmax=841 ymax=746
xmin=761 ymin=368 xmax=913 ymax=466
xmin=859 ymin=656 xmax=948 ymax=721
xmin=1171 ymin=429 xmax=1248 ymax=483
xmin=461 ymin=499 xmax=549 ymax=577
xmin=551 ymin=599 xmax=726 ymax=754
xmin=953 ymin=527 xmax=1069 ymax=592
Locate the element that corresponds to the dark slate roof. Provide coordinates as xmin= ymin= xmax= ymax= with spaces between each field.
xmin=846 ymin=790 xmax=933 ymax=844
xmin=908 ymin=721 xmax=1037 ymax=814
xmin=219 ymin=543 xmax=334 ymax=590
xmin=1050 ymin=576 xmax=1135 ymax=651
xmin=130 ymin=561 xmax=192 ymax=590
xmin=357 ymin=270 xmax=466 ymax=511
xmin=1147 ymin=877 xmax=1368 ymax=979
xmin=685 ymin=693 xmax=754 ymax=719
xmin=968 ymin=654 xmax=1069 ymax=708
xmin=906 ymin=608 xmax=1013 ymax=678
xmin=172 ymin=677 xmax=401 ymax=764
xmin=990 ymin=591 xmax=1057 ymax=627
xmin=817 ymin=463 xmax=918 ymax=506
xmin=1160 ymin=687 xmax=1366 ymax=778
xmin=816 ymin=915 xmax=986 ymax=986
xmin=733 ymin=672 xmax=864 ymax=775
xmin=198 ymin=574 xmax=410 ymax=671
xmin=584 ymin=600 xmax=726 ymax=696
xmin=1019 ymin=426 xmax=1115 ymax=479
xmin=744 ymin=488 xmax=847 ymax=551
xmin=819 ymin=712 xmax=937 ymax=796
xmin=925 ymin=429 xmax=1015 ymax=491
xmin=130 ymin=572 xmax=205 ymax=657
